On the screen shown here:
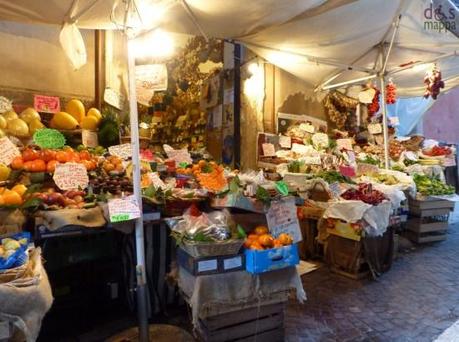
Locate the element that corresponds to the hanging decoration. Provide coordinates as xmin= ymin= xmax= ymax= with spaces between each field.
xmin=385 ymin=79 xmax=397 ymax=104
xmin=423 ymin=64 xmax=444 ymax=100
xmin=367 ymin=84 xmax=380 ymax=119
xmin=324 ymin=92 xmax=358 ymax=130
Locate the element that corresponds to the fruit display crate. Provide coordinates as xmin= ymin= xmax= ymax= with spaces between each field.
xmin=196 ymin=302 xmax=286 ymax=342
xmin=405 ymin=198 xmax=454 ymax=243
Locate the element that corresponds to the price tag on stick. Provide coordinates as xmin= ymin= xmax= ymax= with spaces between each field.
xmin=82 ymin=130 xmax=98 ymax=148
xmin=108 ymin=143 xmax=132 ymax=159
xmin=108 ymin=196 xmax=141 ymax=223
xmin=53 ymin=163 xmax=89 ymax=190
xmin=0 ymin=137 xmax=20 ymax=166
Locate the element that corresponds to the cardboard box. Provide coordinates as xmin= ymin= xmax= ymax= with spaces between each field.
xmin=244 ymin=244 xmax=299 ymax=274
xmin=177 ymin=248 xmax=245 ymax=276
xmin=327 ymin=220 xmax=362 ymax=241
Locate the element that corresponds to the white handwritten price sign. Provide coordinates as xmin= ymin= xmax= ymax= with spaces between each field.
xmin=279 ymin=135 xmax=292 ymax=148
xmin=82 ymin=130 xmax=98 ymax=148
xmin=108 ymin=196 xmax=141 ymax=223
xmin=266 ymin=197 xmax=302 ymax=243
xmin=262 ymin=143 xmax=276 ymax=157
xmin=0 ymin=137 xmax=20 ymax=166
xmin=108 ymin=143 xmax=132 ymax=159
xmin=53 ymin=163 xmax=89 ymax=190
xmin=336 ymin=138 xmax=353 ymax=151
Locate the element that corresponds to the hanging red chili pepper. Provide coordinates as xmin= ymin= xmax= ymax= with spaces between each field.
xmin=385 ymin=79 xmax=397 ymax=104
xmin=367 ymin=85 xmax=380 ymax=119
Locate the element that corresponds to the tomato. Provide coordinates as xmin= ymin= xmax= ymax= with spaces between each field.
xmin=23 ymin=161 xmax=34 ymax=172
xmin=56 ymin=151 xmax=69 ymax=163
xmin=11 ymin=156 xmax=24 ymax=170
xmin=46 ymin=160 xmax=59 ymax=173
xmin=40 ymin=149 xmax=56 ymax=162
xmin=22 ymin=148 xmax=39 ymax=162
xmin=79 ymin=150 xmax=91 ymax=161
xmin=31 ymin=159 xmax=46 ymax=172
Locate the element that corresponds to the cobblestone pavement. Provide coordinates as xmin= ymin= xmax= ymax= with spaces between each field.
xmin=285 ymin=224 xmax=459 ymax=342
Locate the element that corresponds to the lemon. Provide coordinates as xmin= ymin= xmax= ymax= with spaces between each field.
xmin=0 ymin=116 xmax=6 ymax=129
xmin=80 ymin=116 xmax=99 ymax=130
xmin=87 ymin=108 xmax=102 ymax=122
xmin=20 ymin=108 xmax=41 ymax=124
xmin=0 ymin=164 xmax=11 ymax=181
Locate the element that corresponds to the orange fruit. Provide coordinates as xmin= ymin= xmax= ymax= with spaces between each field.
xmin=273 ymin=239 xmax=283 ymax=248
xmin=0 ymin=195 xmax=4 ymax=206
xmin=11 ymin=156 xmax=24 ymax=170
xmin=278 ymin=233 xmax=293 ymax=246
xmin=3 ymin=190 xmax=23 ymax=205
xmin=11 ymin=184 xmax=27 ymax=197
xmin=46 ymin=160 xmax=59 ymax=173
xmin=258 ymin=234 xmax=274 ymax=248
xmin=249 ymin=241 xmax=264 ymax=250
xmin=198 ymin=160 xmax=207 ymax=168
xmin=254 ymin=226 xmax=269 ymax=236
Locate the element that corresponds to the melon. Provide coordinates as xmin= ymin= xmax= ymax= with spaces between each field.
xmin=65 ymin=99 xmax=85 ymax=123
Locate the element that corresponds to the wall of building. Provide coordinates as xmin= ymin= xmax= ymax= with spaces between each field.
xmin=0 ymin=21 xmax=95 ymax=106
xmin=240 ymin=56 xmax=326 ymax=170
xmin=422 ymin=87 xmax=459 ymax=144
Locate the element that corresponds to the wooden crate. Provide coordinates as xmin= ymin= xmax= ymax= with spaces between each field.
xmin=408 ymin=198 xmax=454 ymax=217
xmin=406 ymin=198 xmax=452 ymax=243
xmin=197 ymin=302 xmax=285 ymax=342
xmin=404 ymin=230 xmax=447 ymax=244
xmin=406 ymin=218 xmax=448 ymax=233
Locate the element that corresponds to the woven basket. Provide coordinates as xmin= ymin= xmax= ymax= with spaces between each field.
xmin=401 ymin=136 xmax=424 ymax=152
xmin=181 ymin=239 xmax=244 ymax=258
xmin=301 ymin=206 xmax=325 ymax=220
xmin=309 ymin=182 xmax=332 ymax=202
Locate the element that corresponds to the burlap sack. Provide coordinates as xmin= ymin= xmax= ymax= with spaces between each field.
xmin=0 ymin=248 xmax=53 ymax=342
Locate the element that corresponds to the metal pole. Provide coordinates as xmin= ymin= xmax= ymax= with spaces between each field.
xmin=322 ymin=74 xmax=377 ymax=90
xmin=127 ymin=37 xmax=150 ymax=342
xmin=380 ymin=76 xmax=390 ymax=169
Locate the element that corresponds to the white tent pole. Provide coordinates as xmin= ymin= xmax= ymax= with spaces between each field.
xmin=388 ymin=51 xmax=458 ymax=75
xmin=322 ymin=74 xmax=377 ymax=90
xmin=180 ymin=0 xmax=209 ymax=42
xmin=380 ymin=75 xmax=390 ymax=169
xmin=381 ymin=14 xmax=401 ymax=74
xmin=127 ymin=37 xmax=150 ymax=342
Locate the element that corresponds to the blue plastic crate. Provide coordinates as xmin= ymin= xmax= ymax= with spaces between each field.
xmin=0 ymin=232 xmax=31 ymax=270
xmin=244 ymin=243 xmax=299 ymax=274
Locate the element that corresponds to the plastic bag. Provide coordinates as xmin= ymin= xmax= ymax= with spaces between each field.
xmin=0 ymin=232 xmax=31 ymax=270
xmin=59 ymin=22 xmax=87 ymax=70
xmin=168 ymin=208 xmax=234 ymax=242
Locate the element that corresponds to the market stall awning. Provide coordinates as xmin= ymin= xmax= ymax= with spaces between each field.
xmin=1 ymin=0 xmax=458 ymax=97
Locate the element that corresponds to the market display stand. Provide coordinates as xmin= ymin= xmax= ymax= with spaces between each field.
xmin=405 ymin=198 xmax=455 ymax=243
xmin=178 ymin=267 xmax=303 ymax=342
xmin=298 ymin=207 xmax=397 ymax=280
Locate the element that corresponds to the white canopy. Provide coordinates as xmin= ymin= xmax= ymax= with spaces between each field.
xmin=0 ymin=0 xmax=458 ymax=97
